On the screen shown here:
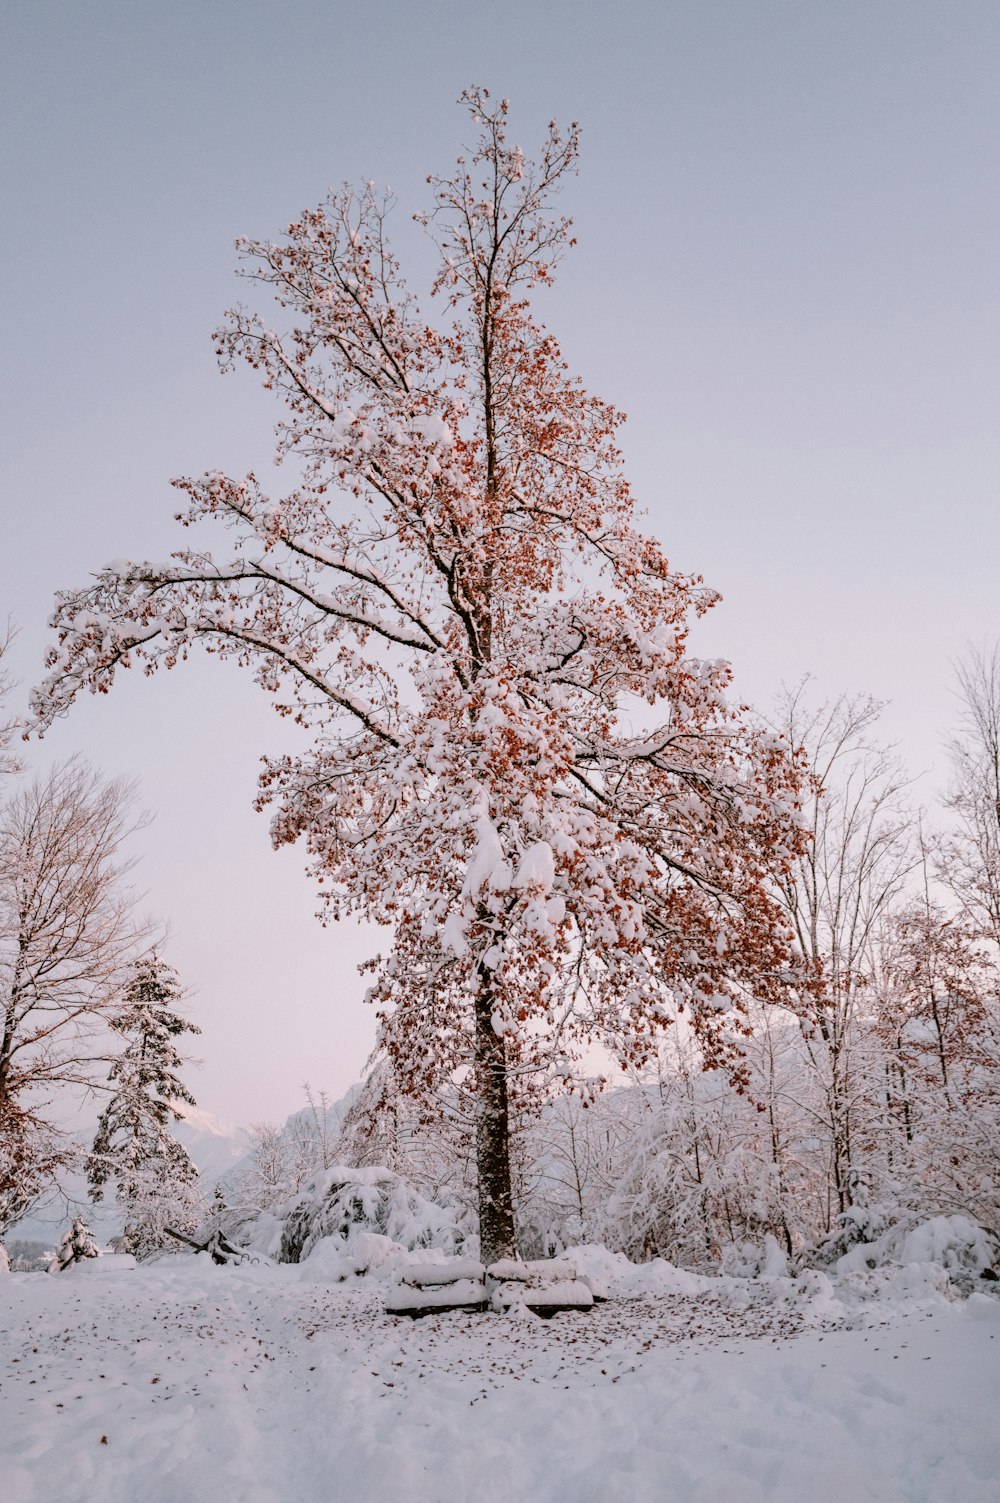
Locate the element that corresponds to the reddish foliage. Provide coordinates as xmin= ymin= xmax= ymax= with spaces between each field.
xmin=32 ymin=92 xmax=808 ymax=1248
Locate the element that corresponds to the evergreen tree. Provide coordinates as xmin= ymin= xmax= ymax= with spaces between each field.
xmin=87 ymin=955 xmax=202 ymax=1258
xmin=51 ymin=1215 xmax=99 ymax=1271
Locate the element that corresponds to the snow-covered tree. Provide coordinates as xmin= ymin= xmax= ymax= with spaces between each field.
xmin=229 ymin=1083 xmax=345 ymax=1216
xmin=335 ymin=1060 xmax=479 ymax=1223
xmin=0 ymin=1100 xmax=67 ymax=1239
xmin=872 ymin=899 xmax=1000 ymax=1236
xmin=516 ymin=1090 xmax=635 ymax=1253
xmin=770 ymin=688 xmax=916 ymax=1228
xmin=50 ymin=1215 xmax=99 ymax=1272
xmin=0 ymin=760 xmax=150 ymax=1236
xmin=943 ymin=643 xmax=1000 ymax=952
xmin=32 ymin=90 xmax=806 ymax=1262
xmin=0 ymin=625 xmax=20 ymax=782
xmin=87 ymin=955 xmax=202 ymax=1258
xmin=296 ymin=1082 xmax=339 ymax=1172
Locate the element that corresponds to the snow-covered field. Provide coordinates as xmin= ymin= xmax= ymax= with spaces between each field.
xmin=2 ymin=1254 xmax=998 ymax=1503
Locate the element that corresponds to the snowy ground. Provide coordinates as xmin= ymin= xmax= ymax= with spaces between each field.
xmin=2 ymin=1256 xmax=998 ymax=1503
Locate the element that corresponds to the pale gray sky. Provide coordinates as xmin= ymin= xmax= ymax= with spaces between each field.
xmin=2 ymin=1 xmax=998 ymax=1124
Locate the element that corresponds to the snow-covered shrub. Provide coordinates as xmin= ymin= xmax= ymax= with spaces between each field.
xmin=0 ymin=1242 xmax=9 ymax=1275
xmin=720 ymin=1233 xmax=790 ymax=1279
xmin=814 ymin=1211 xmax=996 ymax=1292
xmin=896 ymin=1214 xmax=997 ymax=1277
xmin=804 ymin=1202 xmax=899 ymax=1271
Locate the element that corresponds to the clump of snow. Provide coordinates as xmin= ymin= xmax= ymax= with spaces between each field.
xmin=564 ymin=1243 xmax=708 ymax=1299
xmin=762 ymin=1233 xmax=791 ymax=1278
xmin=786 ymin=1267 xmax=845 ymax=1322
xmin=64 ymin=1252 xmax=137 ymax=1275
xmin=301 ymin=1229 xmax=404 ymax=1282
xmin=965 ymin=1291 xmax=1000 ymax=1323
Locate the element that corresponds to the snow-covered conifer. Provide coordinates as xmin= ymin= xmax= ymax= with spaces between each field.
xmin=50 ymin=1216 xmax=99 ymax=1271
xmin=87 ymin=955 xmax=202 ymax=1258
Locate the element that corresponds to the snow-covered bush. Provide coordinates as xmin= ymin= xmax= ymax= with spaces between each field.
xmin=250 ymin=1165 xmax=472 ymax=1267
xmin=802 ymin=1211 xmax=998 ymax=1294
xmin=896 ymin=1215 xmax=997 ymax=1277
xmin=719 ymin=1234 xmax=790 ymax=1279
xmin=841 ymin=1214 xmax=996 ymax=1287
xmin=805 ymin=1201 xmax=900 ymax=1271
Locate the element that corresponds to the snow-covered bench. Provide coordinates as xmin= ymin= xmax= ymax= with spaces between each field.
xmin=486 ymin=1260 xmax=595 ymax=1317
xmin=486 ymin=1257 xmax=577 ymax=1282
xmin=395 ymin=1258 xmax=486 ymax=1285
xmin=383 ymin=1255 xmax=600 ymax=1318
xmin=384 ymin=1277 xmax=491 ymax=1317
xmin=384 ymin=1260 xmax=489 ymax=1317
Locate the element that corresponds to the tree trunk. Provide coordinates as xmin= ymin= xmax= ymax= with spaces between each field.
xmin=473 ymin=971 xmax=516 ymax=1265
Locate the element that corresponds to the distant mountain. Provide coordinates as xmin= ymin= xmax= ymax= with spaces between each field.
xmin=172 ymin=1107 xmax=253 ymax=1188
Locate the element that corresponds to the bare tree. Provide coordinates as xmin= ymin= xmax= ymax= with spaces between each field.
xmin=0 ymin=624 xmax=22 ymax=782
xmin=299 ymin=1082 xmax=337 ymax=1172
xmin=771 ymin=686 xmax=917 ymax=1225
xmin=944 ymin=643 xmax=1000 ymax=950
xmin=0 ymin=760 xmax=150 ymax=1234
